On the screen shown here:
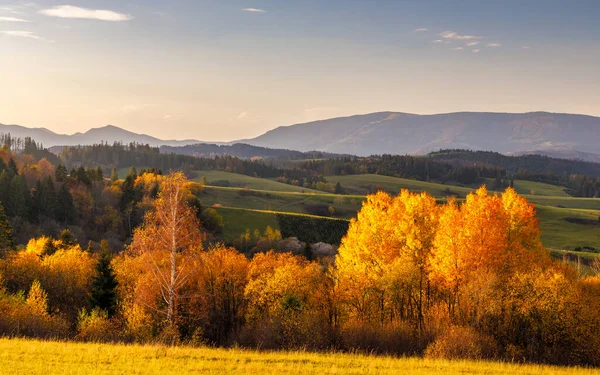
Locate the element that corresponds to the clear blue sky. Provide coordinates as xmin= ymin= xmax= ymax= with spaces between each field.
xmin=1 ymin=0 xmax=599 ymax=141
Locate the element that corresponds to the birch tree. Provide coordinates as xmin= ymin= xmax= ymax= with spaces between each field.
xmin=129 ymin=172 xmax=204 ymax=330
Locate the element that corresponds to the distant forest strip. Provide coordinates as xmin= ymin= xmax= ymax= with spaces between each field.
xmin=56 ymin=142 xmax=600 ymax=197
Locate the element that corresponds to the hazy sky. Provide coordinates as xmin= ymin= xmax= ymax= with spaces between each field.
xmin=1 ymin=0 xmax=599 ymax=141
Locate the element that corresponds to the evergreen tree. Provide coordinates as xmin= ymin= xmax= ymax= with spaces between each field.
xmin=90 ymin=243 xmax=118 ymax=317
xmin=110 ymin=167 xmax=119 ymax=182
xmin=76 ymin=166 xmax=91 ymax=185
xmin=0 ymin=158 xmax=6 ymax=174
xmin=33 ymin=177 xmax=57 ymax=219
xmin=0 ymin=170 xmax=11 ymax=206
xmin=58 ymin=228 xmax=77 ymax=249
xmin=56 ymin=184 xmax=75 ymax=224
xmin=334 ymin=182 xmax=344 ymax=194
xmin=0 ymin=203 xmax=14 ymax=253
xmin=127 ymin=167 xmax=137 ymax=179
xmin=55 ymin=164 xmax=68 ymax=183
xmin=7 ymin=158 xmax=18 ymax=177
xmin=8 ymin=175 xmax=28 ymax=218
xmin=43 ymin=238 xmax=57 ymax=256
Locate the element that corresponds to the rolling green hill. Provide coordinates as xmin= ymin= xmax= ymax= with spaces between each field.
xmin=194 ymin=172 xmax=600 ymax=252
xmin=192 ymin=170 xmax=320 ymax=193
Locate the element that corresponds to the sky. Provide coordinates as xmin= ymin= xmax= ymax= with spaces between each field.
xmin=0 ymin=0 xmax=599 ymax=141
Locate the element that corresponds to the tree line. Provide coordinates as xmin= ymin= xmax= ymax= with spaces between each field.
xmin=0 ymin=173 xmax=598 ymax=366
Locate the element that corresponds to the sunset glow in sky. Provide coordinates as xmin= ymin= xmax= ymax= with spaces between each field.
xmin=1 ymin=0 xmax=599 ymax=141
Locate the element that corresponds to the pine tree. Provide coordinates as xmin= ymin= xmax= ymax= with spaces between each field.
xmin=0 ymin=170 xmax=11 ymax=206
xmin=56 ymin=184 xmax=75 ymax=224
xmin=7 ymin=158 xmax=18 ymax=177
xmin=55 ymin=164 xmax=68 ymax=183
xmin=8 ymin=175 xmax=28 ymax=219
xmin=76 ymin=166 xmax=91 ymax=185
xmin=58 ymin=228 xmax=77 ymax=249
xmin=0 ymin=203 xmax=14 ymax=252
xmin=90 ymin=243 xmax=119 ymax=317
xmin=110 ymin=167 xmax=119 ymax=182
xmin=33 ymin=177 xmax=57 ymax=219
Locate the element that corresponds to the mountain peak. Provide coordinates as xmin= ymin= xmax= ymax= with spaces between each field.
xmin=239 ymin=111 xmax=600 ymax=157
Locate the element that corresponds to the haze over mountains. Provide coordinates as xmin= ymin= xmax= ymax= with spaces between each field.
xmin=0 ymin=124 xmax=201 ymax=148
xmin=240 ymin=112 xmax=600 ymax=157
xmin=2 ymin=111 xmax=600 ymax=161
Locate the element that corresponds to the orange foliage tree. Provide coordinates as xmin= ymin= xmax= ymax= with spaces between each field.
xmin=128 ymin=171 xmax=204 ymax=332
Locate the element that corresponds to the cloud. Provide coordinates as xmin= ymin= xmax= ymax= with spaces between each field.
xmin=414 ymin=28 xmax=428 ymax=32
xmin=432 ymin=39 xmax=443 ymax=44
xmin=163 ymin=114 xmax=172 ymax=120
xmin=237 ymin=111 xmax=248 ymax=119
xmin=241 ymin=8 xmax=266 ymax=13
xmin=466 ymin=41 xmax=479 ymax=46
xmin=472 ymin=49 xmax=480 ymax=53
xmin=521 ymin=46 xmax=530 ymax=49
xmin=440 ymin=30 xmax=483 ymax=40
xmin=0 ymin=30 xmax=53 ymax=42
xmin=0 ymin=16 xmax=29 ymax=22
xmin=486 ymin=43 xmax=501 ymax=47
xmin=0 ymin=6 xmax=19 ymax=14
xmin=453 ymin=47 xmax=464 ymax=50
xmin=39 ymin=5 xmax=132 ymax=21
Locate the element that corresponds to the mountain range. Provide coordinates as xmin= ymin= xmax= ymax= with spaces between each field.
xmin=0 ymin=124 xmax=201 ymax=148
xmin=2 ymin=111 xmax=600 ymax=161
xmin=239 ymin=111 xmax=600 ymax=157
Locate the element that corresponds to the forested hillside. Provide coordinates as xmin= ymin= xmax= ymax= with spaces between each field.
xmin=160 ymin=143 xmax=348 ymax=160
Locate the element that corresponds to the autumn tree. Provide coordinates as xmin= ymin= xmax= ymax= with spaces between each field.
xmin=198 ymin=246 xmax=249 ymax=345
xmin=430 ymin=187 xmax=547 ymax=321
xmin=336 ymin=190 xmax=438 ymax=328
xmin=128 ymin=171 xmax=204 ymax=332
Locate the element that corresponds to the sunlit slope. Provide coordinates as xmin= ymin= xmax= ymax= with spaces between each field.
xmin=191 ymin=170 xmax=320 ymax=193
xmin=2 ymin=338 xmax=598 ymax=375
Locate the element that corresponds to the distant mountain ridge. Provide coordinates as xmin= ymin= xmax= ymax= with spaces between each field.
xmin=0 ymin=124 xmax=201 ymax=147
xmin=237 ymin=111 xmax=600 ymax=159
xmin=3 ymin=111 xmax=600 ymax=162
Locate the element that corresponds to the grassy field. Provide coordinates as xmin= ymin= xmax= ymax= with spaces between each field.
xmin=215 ymin=207 xmax=280 ymax=242
xmin=537 ymin=206 xmax=600 ymax=250
xmin=511 ymin=180 xmax=571 ymax=197
xmin=326 ymin=174 xmax=474 ymax=197
xmin=201 ymin=186 xmax=364 ymax=218
xmin=2 ymin=338 xmax=599 ymax=375
xmin=192 ymin=170 xmax=319 ymax=193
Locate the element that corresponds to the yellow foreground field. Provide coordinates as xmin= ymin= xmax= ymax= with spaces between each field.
xmin=0 ymin=338 xmax=598 ymax=375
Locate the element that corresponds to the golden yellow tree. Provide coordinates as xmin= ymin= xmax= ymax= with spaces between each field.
xmin=336 ymin=189 xmax=438 ymax=327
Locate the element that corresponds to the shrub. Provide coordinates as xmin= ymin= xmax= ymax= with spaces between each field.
xmin=0 ymin=291 xmax=68 ymax=339
xmin=341 ymin=322 xmax=434 ymax=356
xmin=425 ymin=326 xmax=498 ymax=360
xmin=76 ymin=308 xmax=123 ymax=342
